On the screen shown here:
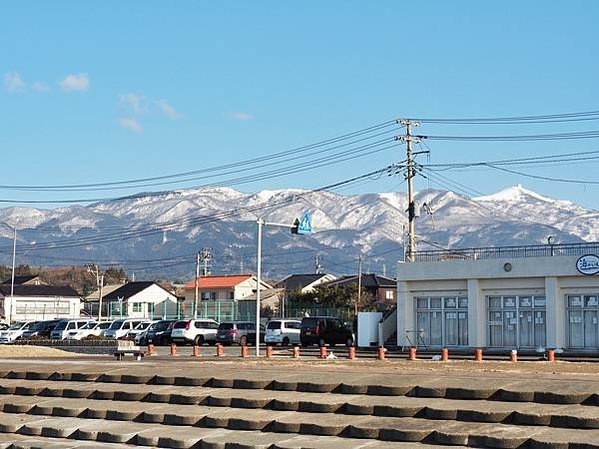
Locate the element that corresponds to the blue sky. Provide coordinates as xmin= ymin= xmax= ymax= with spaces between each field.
xmin=2 ymin=1 xmax=599 ymax=208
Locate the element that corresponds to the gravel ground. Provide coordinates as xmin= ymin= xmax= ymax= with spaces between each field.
xmin=0 ymin=345 xmax=78 ymax=358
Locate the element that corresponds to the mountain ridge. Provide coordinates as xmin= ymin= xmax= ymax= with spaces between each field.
xmin=0 ymin=186 xmax=596 ymax=279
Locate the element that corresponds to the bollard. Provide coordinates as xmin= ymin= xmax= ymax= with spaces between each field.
xmin=377 ymin=346 xmax=386 ymax=360
xmin=547 ymin=349 xmax=555 ymax=362
xmin=216 ymin=344 xmax=224 ymax=357
xmin=193 ymin=345 xmax=201 ymax=358
xmin=266 ymin=346 xmax=274 ymax=358
xmin=170 ymin=343 xmax=178 ymax=357
xmin=474 ymin=348 xmax=483 ymax=362
xmin=241 ymin=345 xmax=249 ymax=358
xmin=348 ymin=346 xmax=356 ymax=360
xmin=510 ymin=349 xmax=518 ymax=363
xmin=441 ymin=347 xmax=449 ymax=362
xmin=292 ymin=346 xmax=300 ymax=358
xmin=319 ymin=346 xmax=328 ymax=359
xmin=147 ymin=344 xmax=156 ymax=356
xmin=408 ymin=346 xmax=417 ymax=361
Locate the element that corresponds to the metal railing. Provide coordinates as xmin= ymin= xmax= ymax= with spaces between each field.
xmin=413 ymin=242 xmax=599 ymax=262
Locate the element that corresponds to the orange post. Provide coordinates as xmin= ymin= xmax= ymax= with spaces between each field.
xmin=441 ymin=347 xmax=449 ymax=362
xmin=547 ymin=349 xmax=555 ymax=362
xmin=147 ymin=344 xmax=156 ymax=356
xmin=377 ymin=346 xmax=385 ymax=360
xmin=193 ymin=345 xmax=201 ymax=358
xmin=474 ymin=348 xmax=483 ymax=362
xmin=510 ymin=350 xmax=518 ymax=363
xmin=266 ymin=346 xmax=274 ymax=358
xmin=319 ymin=346 xmax=328 ymax=359
xmin=348 ymin=346 xmax=356 ymax=360
xmin=292 ymin=346 xmax=300 ymax=358
xmin=216 ymin=344 xmax=224 ymax=357
xmin=170 ymin=343 xmax=178 ymax=357
xmin=241 ymin=345 xmax=249 ymax=358
xmin=408 ymin=346 xmax=417 ymax=361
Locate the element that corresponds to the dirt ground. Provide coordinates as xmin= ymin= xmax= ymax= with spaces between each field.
xmin=0 ymin=345 xmax=76 ymax=358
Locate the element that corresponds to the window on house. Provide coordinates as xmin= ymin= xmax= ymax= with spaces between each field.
xmin=132 ymin=302 xmax=142 ymax=313
xmin=227 ymin=291 xmax=234 ymax=300
xmin=385 ymin=290 xmax=394 ymax=300
xmin=202 ymin=292 xmax=216 ymax=301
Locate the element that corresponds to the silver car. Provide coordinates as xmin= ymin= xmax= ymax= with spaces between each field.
xmin=265 ymin=319 xmax=301 ymax=346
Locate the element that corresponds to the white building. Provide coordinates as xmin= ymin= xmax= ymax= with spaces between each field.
xmin=102 ymin=281 xmax=178 ymax=319
xmin=396 ymin=243 xmax=599 ymax=352
xmin=0 ymin=285 xmax=82 ymax=323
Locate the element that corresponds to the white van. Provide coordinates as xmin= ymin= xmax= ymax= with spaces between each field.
xmin=264 ymin=319 xmax=302 ymax=346
xmin=0 ymin=321 xmax=37 ymax=344
xmin=50 ymin=319 xmax=94 ymax=340
xmin=104 ymin=318 xmax=145 ymax=339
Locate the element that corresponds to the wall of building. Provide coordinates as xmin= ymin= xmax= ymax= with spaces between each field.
xmin=1 ymin=296 xmax=81 ymax=322
xmin=397 ymin=255 xmax=599 ymax=351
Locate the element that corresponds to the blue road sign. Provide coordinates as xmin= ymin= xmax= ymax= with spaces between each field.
xmin=297 ymin=212 xmax=312 ymax=235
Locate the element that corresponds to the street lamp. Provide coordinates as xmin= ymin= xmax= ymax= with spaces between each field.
xmin=0 ymin=223 xmax=17 ymax=324
xmin=255 ymin=213 xmax=312 ymax=357
xmin=547 ymin=236 xmax=556 ymax=257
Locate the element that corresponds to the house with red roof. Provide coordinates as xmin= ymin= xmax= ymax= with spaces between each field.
xmin=182 ymin=274 xmax=272 ymax=305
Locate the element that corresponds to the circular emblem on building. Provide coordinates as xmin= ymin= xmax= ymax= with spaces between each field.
xmin=576 ymin=254 xmax=599 ymax=275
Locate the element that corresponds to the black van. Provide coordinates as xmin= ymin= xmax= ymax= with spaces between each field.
xmin=300 ymin=316 xmax=354 ymax=347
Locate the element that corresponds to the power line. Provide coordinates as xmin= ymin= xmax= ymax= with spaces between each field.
xmin=410 ymin=109 xmax=599 ymax=125
xmin=0 ymin=139 xmax=400 ymax=204
xmin=0 ymin=163 xmax=403 ymax=252
xmin=0 ymin=120 xmax=398 ymax=192
xmin=419 ymin=130 xmax=599 ymax=142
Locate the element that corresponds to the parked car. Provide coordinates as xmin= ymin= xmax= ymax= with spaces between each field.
xmin=264 ymin=319 xmax=301 ymax=346
xmin=0 ymin=323 xmax=9 ymax=331
xmin=125 ymin=320 xmax=157 ymax=340
xmin=0 ymin=321 xmax=38 ymax=344
xmin=21 ymin=319 xmax=62 ymax=339
xmin=144 ymin=319 xmax=177 ymax=346
xmin=300 ymin=316 xmax=354 ymax=347
xmin=216 ymin=321 xmax=265 ymax=346
xmin=103 ymin=318 xmax=145 ymax=339
xmin=66 ymin=321 xmax=113 ymax=340
xmin=170 ymin=319 xmax=219 ymax=346
xmin=50 ymin=319 xmax=95 ymax=340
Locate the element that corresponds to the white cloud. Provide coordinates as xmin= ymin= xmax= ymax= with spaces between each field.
xmin=32 ymin=81 xmax=50 ymax=92
xmin=232 ymin=111 xmax=254 ymax=121
xmin=155 ymin=99 xmax=180 ymax=119
xmin=59 ymin=73 xmax=89 ymax=92
xmin=119 ymin=117 xmax=143 ymax=133
xmin=119 ymin=92 xmax=147 ymax=114
xmin=4 ymin=72 xmax=26 ymax=92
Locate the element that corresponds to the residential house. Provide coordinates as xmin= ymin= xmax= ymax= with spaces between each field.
xmin=181 ymin=274 xmax=272 ymax=318
xmin=102 ymin=281 xmax=178 ymax=319
xmin=1 ymin=275 xmax=48 ymax=286
xmin=183 ymin=274 xmax=272 ymax=302
xmin=83 ymin=283 xmax=126 ymax=318
xmin=0 ymin=284 xmax=81 ymax=323
xmin=276 ymin=273 xmax=337 ymax=294
xmin=323 ymin=274 xmax=397 ymax=305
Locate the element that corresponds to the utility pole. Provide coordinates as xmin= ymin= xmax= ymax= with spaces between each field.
xmin=313 ymin=255 xmax=323 ymax=274
xmin=194 ymin=252 xmax=200 ymax=319
xmin=399 ymin=119 xmax=421 ymax=262
xmin=194 ymin=247 xmax=214 ymax=319
xmin=355 ymin=253 xmax=363 ymax=317
xmin=86 ymin=264 xmax=104 ymax=321
xmin=9 ymin=226 xmax=16 ymax=324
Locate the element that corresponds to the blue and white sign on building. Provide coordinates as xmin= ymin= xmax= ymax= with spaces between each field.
xmin=297 ymin=212 xmax=313 ymax=235
xmin=576 ymin=254 xmax=599 ymax=275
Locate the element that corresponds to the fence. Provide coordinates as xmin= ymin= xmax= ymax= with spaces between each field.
xmin=413 ymin=242 xmax=599 ymax=263
xmin=99 ymin=300 xmax=256 ymax=323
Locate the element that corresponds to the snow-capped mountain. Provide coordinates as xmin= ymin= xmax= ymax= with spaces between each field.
xmin=0 ymin=185 xmax=596 ymax=279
